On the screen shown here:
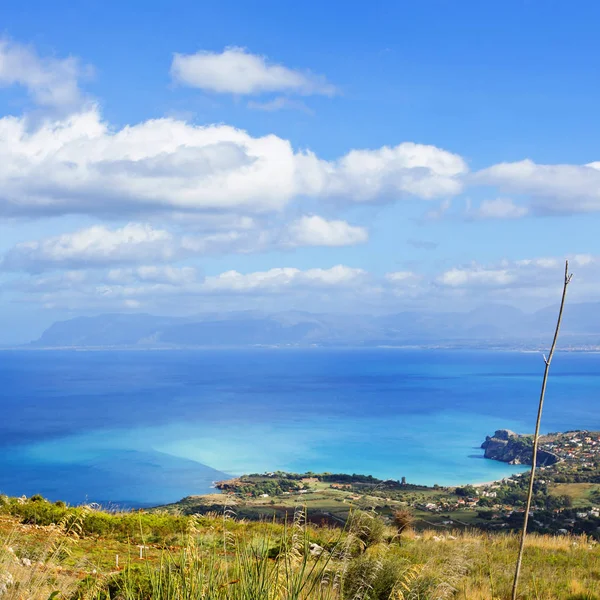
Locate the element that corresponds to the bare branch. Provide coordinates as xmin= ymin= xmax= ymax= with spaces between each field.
xmin=511 ymin=260 xmax=572 ymax=600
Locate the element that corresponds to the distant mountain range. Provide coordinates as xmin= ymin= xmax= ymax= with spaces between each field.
xmin=28 ymin=302 xmax=600 ymax=349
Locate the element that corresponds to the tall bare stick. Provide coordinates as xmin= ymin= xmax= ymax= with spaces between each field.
xmin=511 ymin=260 xmax=573 ymax=600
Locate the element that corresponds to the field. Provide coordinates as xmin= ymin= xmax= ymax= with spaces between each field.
xmin=162 ymin=466 xmax=600 ymax=537
xmin=2 ymin=495 xmax=600 ymax=599
xmin=550 ymin=483 xmax=600 ymax=508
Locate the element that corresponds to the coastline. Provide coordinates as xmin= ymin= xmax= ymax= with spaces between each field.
xmin=470 ymin=477 xmax=514 ymax=487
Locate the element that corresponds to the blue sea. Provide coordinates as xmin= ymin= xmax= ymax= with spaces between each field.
xmin=0 ymin=348 xmax=598 ymax=507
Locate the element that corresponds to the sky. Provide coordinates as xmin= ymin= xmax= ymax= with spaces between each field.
xmin=1 ymin=0 xmax=600 ymax=343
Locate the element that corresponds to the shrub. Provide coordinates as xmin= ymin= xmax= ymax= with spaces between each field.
xmin=348 ymin=510 xmax=386 ymax=550
xmin=342 ymin=551 xmax=420 ymax=600
xmin=392 ymin=509 xmax=414 ymax=535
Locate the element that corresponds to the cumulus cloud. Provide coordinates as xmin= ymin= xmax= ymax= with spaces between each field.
xmin=435 ymin=256 xmax=594 ymax=291
xmin=437 ymin=267 xmax=515 ymax=288
xmin=0 ymin=108 xmax=466 ymax=217
xmin=11 ymin=264 xmax=369 ymax=311
xmin=12 ymin=254 xmax=600 ymax=313
xmin=317 ymin=144 xmax=467 ymax=201
xmin=202 ymin=265 xmax=367 ymax=293
xmin=475 ymin=159 xmax=600 ymax=214
xmin=283 ymin=215 xmax=368 ymax=247
xmin=0 ymin=38 xmax=89 ymax=109
xmin=2 ymin=215 xmax=370 ymax=272
xmin=470 ymin=198 xmax=529 ymax=220
xmin=171 ymin=47 xmax=336 ymax=96
xmin=1 ymin=223 xmax=177 ymax=271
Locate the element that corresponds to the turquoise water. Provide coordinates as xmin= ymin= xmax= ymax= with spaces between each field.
xmin=1 ymin=348 xmax=598 ymax=506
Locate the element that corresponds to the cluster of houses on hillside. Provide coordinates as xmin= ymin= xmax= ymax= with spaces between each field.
xmin=540 ymin=431 xmax=600 ymax=467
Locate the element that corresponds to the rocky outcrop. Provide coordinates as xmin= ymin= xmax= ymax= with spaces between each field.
xmin=481 ymin=429 xmax=559 ymax=466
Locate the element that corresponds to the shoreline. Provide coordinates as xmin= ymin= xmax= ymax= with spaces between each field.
xmin=470 ymin=477 xmax=516 ymax=487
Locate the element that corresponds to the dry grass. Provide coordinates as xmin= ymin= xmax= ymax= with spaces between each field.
xmin=1 ymin=507 xmax=600 ymax=599
xmin=401 ymin=528 xmax=600 ymax=599
xmin=1 ymin=510 xmax=89 ymax=600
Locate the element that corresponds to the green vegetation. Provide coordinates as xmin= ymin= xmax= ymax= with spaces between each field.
xmin=0 ymin=494 xmax=188 ymax=545
xmin=3 ymin=430 xmax=600 ymax=598
xmin=1 ymin=494 xmax=600 ymax=599
xmin=161 ymin=465 xmax=600 ymax=537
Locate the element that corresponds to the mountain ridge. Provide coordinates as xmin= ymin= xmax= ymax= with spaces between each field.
xmin=28 ymin=302 xmax=600 ymax=349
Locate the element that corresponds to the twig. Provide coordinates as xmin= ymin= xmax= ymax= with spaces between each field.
xmin=511 ymin=260 xmax=572 ymax=600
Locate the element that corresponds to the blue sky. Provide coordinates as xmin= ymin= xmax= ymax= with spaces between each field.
xmin=1 ymin=0 xmax=600 ymax=343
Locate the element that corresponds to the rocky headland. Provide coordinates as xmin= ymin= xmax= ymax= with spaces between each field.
xmin=481 ymin=429 xmax=560 ymax=466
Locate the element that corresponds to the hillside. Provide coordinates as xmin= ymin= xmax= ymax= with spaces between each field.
xmin=1 ymin=494 xmax=599 ymax=599
xmin=3 ymin=430 xmax=600 ymax=598
xmin=29 ymin=302 xmax=600 ymax=349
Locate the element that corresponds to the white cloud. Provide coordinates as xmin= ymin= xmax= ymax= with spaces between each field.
xmin=284 ymin=215 xmax=368 ymax=247
xmin=315 ymin=144 xmax=467 ymax=201
xmin=2 ymin=214 xmax=370 ymax=272
xmin=169 ymin=213 xmax=258 ymax=231
xmin=437 ymin=267 xmax=515 ymax=288
xmin=435 ymin=256 xmax=589 ymax=292
xmin=475 ymin=159 xmax=600 ymax=214
xmin=0 ymin=108 xmax=466 ymax=217
xmin=471 ymin=198 xmax=529 ymax=219
xmin=0 ymin=38 xmax=89 ymax=109
xmin=2 ymin=223 xmax=176 ymax=271
xmin=171 ymin=47 xmax=336 ymax=96
xmin=12 ymin=254 xmax=600 ymax=314
xmin=202 ymin=265 xmax=366 ymax=293
xmin=11 ymin=264 xmax=368 ymax=312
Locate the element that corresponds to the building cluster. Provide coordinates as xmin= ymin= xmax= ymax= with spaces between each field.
xmin=540 ymin=431 xmax=600 ymax=466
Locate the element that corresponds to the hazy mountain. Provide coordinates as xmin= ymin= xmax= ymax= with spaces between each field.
xmin=30 ymin=303 xmax=600 ymax=349
xmin=35 ymin=314 xmax=189 ymax=347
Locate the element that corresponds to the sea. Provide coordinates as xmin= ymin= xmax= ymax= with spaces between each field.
xmin=0 ymin=348 xmax=598 ymax=507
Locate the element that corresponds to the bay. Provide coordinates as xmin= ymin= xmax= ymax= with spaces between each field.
xmin=1 ymin=348 xmax=598 ymax=506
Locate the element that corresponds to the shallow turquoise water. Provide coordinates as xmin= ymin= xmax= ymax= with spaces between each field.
xmin=1 ymin=348 xmax=598 ymax=506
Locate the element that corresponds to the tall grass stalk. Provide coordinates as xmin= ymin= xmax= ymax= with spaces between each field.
xmin=511 ymin=260 xmax=573 ymax=600
xmin=0 ymin=505 xmax=89 ymax=599
xmin=103 ymin=508 xmax=425 ymax=600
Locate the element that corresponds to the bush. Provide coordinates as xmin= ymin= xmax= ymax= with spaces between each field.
xmin=392 ymin=509 xmax=414 ymax=534
xmin=343 ymin=552 xmax=418 ymax=600
xmin=348 ymin=510 xmax=386 ymax=549
xmin=455 ymin=485 xmax=477 ymax=497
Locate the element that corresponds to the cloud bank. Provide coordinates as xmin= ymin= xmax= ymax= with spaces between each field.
xmin=0 ymin=108 xmax=467 ymax=218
